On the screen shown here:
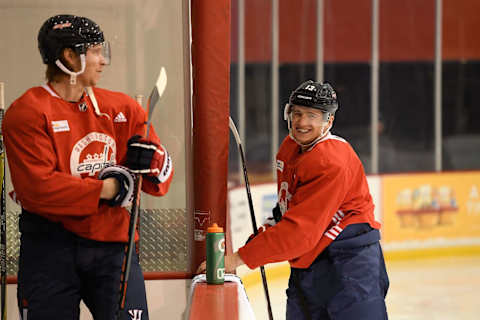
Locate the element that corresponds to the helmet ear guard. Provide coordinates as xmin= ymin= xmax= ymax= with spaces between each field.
xmin=283 ymin=103 xmax=291 ymax=121
xmin=284 ymin=103 xmax=293 ymax=133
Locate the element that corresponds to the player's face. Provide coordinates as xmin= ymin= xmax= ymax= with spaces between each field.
xmin=80 ymin=44 xmax=107 ymax=86
xmin=290 ymin=105 xmax=330 ymax=145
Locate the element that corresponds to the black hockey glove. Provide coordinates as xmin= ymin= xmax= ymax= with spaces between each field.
xmin=272 ymin=202 xmax=283 ymax=223
xmin=126 ymin=135 xmax=171 ymax=184
xmin=245 ymin=203 xmax=283 ymax=245
xmin=245 ymin=224 xmax=270 ymax=245
xmin=98 ymin=165 xmax=136 ymax=208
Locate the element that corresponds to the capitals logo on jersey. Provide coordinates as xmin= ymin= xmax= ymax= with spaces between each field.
xmin=70 ymin=132 xmax=116 ymax=177
xmin=278 ymin=181 xmax=292 ymax=215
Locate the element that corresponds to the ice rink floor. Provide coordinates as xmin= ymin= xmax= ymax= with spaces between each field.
xmin=243 ymin=255 xmax=480 ymax=320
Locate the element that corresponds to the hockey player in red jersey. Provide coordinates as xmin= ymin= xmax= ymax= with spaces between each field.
xmin=2 ymin=15 xmax=173 ymax=319
xmin=198 ymin=80 xmax=389 ymax=319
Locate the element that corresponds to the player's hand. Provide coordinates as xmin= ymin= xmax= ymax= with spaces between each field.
xmin=225 ymin=252 xmax=245 ymax=272
xmin=100 ymin=177 xmax=120 ymax=200
xmin=196 ymin=252 xmax=245 ymax=274
xmin=271 ymin=202 xmax=283 ymax=223
xmin=245 ymin=222 xmax=275 ymax=244
xmin=98 ymin=165 xmax=136 ymax=207
xmin=196 ymin=260 xmax=207 ymax=274
xmin=126 ymin=135 xmax=171 ymax=184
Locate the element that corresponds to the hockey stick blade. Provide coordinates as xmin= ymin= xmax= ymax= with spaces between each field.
xmin=145 ymin=67 xmax=167 ymax=137
xmin=229 ymin=117 xmax=274 ymax=320
xmin=116 ymin=68 xmax=167 ymax=319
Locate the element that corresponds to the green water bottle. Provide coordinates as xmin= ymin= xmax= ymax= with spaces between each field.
xmin=206 ymin=223 xmax=225 ymax=284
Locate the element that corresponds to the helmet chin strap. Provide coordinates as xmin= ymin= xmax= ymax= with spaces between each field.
xmin=55 ymin=54 xmax=86 ymax=85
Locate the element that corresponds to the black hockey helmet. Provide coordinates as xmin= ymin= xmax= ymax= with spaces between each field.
xmin=287 ymin=80 xmax=338 ymax=114
xmin=38 ymin=14 xmax=105 ymax=64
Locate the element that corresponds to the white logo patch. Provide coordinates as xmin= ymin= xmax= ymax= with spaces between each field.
xmin=297 ymin=94 xmax=312 ymax=100
xmin=114 ymin=112 xmax=127 ymax=123
xmin=128 ymin=309 xmax=143 ymax=320
xmin=276 ymin=160 xmax=284 ymax=172
xmin=51 ymin=120 xmax=70 ymax=133
xmin=70 ymin=132 xmax=117 ymax=177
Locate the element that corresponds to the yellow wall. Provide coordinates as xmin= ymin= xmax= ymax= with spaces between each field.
xmin=382 ymin=171 xmax=480 ymax=246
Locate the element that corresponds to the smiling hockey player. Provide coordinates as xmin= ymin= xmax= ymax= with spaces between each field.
xmin=2 ymin=14 xmax=173 ymax=319
xmin=198 ymin=80 xmax=389 ymax=319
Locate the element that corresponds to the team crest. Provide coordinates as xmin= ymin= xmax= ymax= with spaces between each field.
xmin=70 ymin=132 xmax=116 ymax=177
xmin=78 ymin=102 xmax=88 ymax=112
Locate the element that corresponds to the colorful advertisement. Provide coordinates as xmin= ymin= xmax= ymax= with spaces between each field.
xmin=382 ymin=171 xmax=480 ymax=249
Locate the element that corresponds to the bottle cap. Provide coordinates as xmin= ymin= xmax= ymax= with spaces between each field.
xmin=207 ymin=223 xmax=223 ymax=233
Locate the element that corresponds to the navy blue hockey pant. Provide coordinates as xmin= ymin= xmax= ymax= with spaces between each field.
xmin=17 ymin=211 xmax=149 ymax=320
xmin=286 ymin=223 xmax=389 ymax=320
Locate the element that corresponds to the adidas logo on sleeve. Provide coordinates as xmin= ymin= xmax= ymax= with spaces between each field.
xmin=114 ymin=112 xmax=127 ymax=123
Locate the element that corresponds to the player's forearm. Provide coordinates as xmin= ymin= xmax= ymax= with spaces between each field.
xmin=225 ymin=252 xmax=245 ymax=272
xmin=14 ymin=175 xmax=104 ymax=216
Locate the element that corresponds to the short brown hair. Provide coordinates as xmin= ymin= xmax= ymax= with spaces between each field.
xmin=45 ymin=63 xmax=64 ymax=82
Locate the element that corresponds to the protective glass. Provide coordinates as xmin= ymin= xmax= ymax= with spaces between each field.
xmin=101 ymin=41 xmax=111 ymax=65
xmin=85 ymin=41 xmax=111 ymax=65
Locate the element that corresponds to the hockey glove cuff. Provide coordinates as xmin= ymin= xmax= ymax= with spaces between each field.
xmin=98 ymin=165 xmax=136 ymax=208
xmin=245 ymin=224 xmax=271 ymax=245
xmin=272 ymin=202 xmax=283 ymax=223
xmin=126 ymin=135 xmax=172 ymax=184
xmin=245 ymin=203 xmax=283 ymax=245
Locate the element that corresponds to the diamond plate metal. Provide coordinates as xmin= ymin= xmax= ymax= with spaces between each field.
xmin=6 ymin=209 xmax=19 ymax=276
xmin=5 ymin=207 xmax=189 ymax=276
xmin=139 ymin=208 xmax=189 ymax=272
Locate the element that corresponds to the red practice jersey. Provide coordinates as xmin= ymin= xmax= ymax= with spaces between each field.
xmin=2 ymin=85 xmax=173 ymax=242
xmin=239 ymin=133 xmax=380 ymax=269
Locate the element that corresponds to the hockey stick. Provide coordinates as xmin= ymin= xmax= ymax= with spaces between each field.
xmin=0 ymin=82 xmax=6 ymax=320
xmin=229 ymin=117 xmax=274 ymax=320
xmin=116 ymin=68 xmax=167 ymax=319
xmin=134 ymin=94 xmax=145 ymax=256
